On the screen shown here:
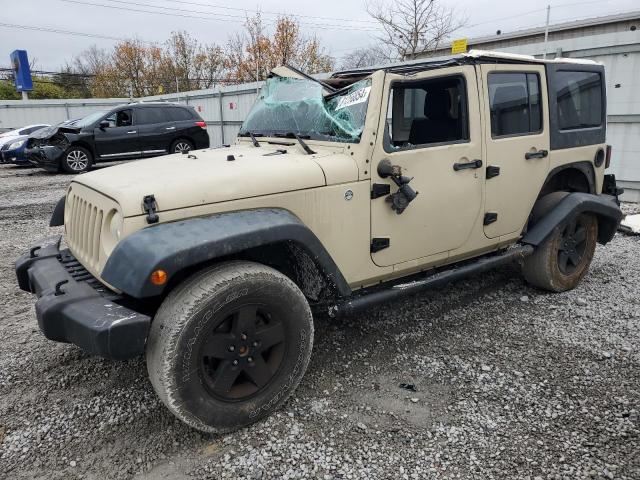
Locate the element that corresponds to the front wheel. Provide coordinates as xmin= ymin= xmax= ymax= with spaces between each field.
xmin=61 ymin=146 xmax=92 ymax=173
xmin=522 ymin=212 xmax=598 ymax=292
xmin=146 ymin=261 xmax=314 ymax=433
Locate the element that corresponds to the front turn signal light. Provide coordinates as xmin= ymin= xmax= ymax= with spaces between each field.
xmin=150 ymin=270 xmax=168 ymax=286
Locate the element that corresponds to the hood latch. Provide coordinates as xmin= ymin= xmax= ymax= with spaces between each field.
xmin=142 ymin=195 xmax=159 ymax=224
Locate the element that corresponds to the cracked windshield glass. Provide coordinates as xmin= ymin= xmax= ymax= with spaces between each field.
xmin=239 ymin=76 xmax=372 ymax=143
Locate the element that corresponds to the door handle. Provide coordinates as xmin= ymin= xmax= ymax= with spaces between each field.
xmin=126 ymin=130 xmax=137 ymax=134
xmin=453 ymin=159 xmax=482 ymax=171
xmin=165 ymin=126 xmax=176 ymax=130
xmin=525 ymin=149 xmax=548 ymax=160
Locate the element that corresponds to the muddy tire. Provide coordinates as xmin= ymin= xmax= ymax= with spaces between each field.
xmin=146 ymin=261 xmax=313 ymax=434
xmin=522 ymin=212 xmax=598 ymax=292
xmin=61 ymin=146 xmax=92 ymax=174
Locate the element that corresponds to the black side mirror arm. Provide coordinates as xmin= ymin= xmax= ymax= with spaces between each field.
xmin=376 ymin=159 xmax=419 ymax=215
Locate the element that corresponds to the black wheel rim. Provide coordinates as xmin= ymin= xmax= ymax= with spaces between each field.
xmin=199 ymin=304 xmax=286 ymax=401
xmin=557 ymin=217 xmax=588 ymax=275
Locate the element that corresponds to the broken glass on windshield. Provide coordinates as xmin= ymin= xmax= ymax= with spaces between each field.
xmin=239 ymin=76 xmax=372 ymax=143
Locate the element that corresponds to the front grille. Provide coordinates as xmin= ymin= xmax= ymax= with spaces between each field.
xmin=65 ymin=189 xmax=105 ymax=272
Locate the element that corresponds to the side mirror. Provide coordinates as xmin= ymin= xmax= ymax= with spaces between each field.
xmin=99 ymin=121 xmax=110 ymax=129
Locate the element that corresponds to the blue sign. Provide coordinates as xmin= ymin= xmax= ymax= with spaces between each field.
xmin=10 ymin=50 xmax=33 ymax=92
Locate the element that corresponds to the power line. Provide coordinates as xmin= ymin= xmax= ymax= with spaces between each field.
xmin=156 ymin=0 xmax=379 ymax=25
xmin=62 ymin=0 xmax=380 ymax=32
xmin=0 ymin=21 xmax=151 ymax=43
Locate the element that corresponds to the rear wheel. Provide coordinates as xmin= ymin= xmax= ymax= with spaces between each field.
xmin=61 ymin=146 xmax=92 ymax=173
xmin=170 ymin=139 xmax=194 ymax=154
xmin=146 ymin=261 xmax=313 ymax=433
xmin=522 ymin=212 xmax=598 ymax=292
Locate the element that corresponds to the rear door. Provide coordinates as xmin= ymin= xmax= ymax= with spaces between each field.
xmin=135 ymin=106 xmax=173 ymax=156
xmin=481 ymin=64 xmax=550 ymax=238
xmin=93 ymin=109 xmax=140 ymax=159
xmin=166 ymin=106 xmax=197 ymax=145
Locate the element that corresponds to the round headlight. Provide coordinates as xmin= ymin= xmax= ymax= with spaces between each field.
xmin=109 ymin=210 xmax=123 ymax=240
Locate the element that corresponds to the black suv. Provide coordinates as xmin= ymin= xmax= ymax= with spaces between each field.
xmin=26 ymin=102 xmax=210 ymax=173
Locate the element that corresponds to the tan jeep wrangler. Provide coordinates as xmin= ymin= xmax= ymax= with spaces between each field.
xmin=16 ymin=50 xmax=623 ymax=433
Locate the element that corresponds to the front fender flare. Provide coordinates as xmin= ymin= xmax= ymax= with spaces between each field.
xmin=101 ymin=208 xmax=351 ymax=299
xmin=521 ymin=193 xmax=623 ymax=247
xmin=50 ymin=196 xmax=65 ymax=227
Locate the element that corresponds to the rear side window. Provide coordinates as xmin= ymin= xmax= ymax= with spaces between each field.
xmin=556 ymin=71 xmax=602 ymax=130
xmin=165 ymin=107 xmax=194 ymax=121
xmin=136 ymin=107 xmax=167 ymax=125
xmin=489 ymin=73 xmax=542 ymax=137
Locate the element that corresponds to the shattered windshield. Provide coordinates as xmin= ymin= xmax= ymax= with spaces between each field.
xmin=239 ymin=77 xmax=372 ymax=143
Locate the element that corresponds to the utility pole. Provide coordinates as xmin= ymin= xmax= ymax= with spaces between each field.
xmin=543 ymin=4 xmax=551 ymax=59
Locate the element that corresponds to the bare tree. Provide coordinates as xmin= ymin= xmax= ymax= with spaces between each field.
xmin=367 ymin=0 xmax=465 ymax=60
xmin=339 ymin=46 xmax=392 ymax=70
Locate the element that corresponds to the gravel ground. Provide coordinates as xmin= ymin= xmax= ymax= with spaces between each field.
xmin=0 ymin=163 xmax=638 ymax=480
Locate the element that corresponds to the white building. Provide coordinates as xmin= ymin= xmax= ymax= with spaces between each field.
xmin=417 ymin=11 xmax=640 ymax=201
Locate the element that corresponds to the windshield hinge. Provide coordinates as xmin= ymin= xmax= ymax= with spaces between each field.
xmin=371 ymin=237 xmax=390 ymax=253
xmin=142 ymin=195 xmax=159 ymax=224
xmin=371 ymin=183 xmax=391 ymax=199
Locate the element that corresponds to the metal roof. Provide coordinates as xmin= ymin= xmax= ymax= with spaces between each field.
xmin=425 ymin=10 xmax=640 ymax=53
xmin=331 ymin=49 xmax=598 ymax=78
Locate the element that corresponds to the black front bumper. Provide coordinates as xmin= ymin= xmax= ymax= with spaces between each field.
xmin=25 ymin=145 xmax=64 ymax=171
xmin=15 ymin=236 xmax=151 ymax=359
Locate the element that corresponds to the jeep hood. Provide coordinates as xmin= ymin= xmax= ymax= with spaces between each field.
xmin=72 ymin=145 xmax=353 ymax=216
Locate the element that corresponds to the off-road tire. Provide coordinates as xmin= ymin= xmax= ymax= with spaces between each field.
xmin=522 ymin=212 xmax=598 ymax=292
xmin=170 ymin=138 xmax=194 ymax=154
xmin=146 ymin=261 xmax=314 ymax=434
xmin=61 ymin=146 xmax=92 ymax=174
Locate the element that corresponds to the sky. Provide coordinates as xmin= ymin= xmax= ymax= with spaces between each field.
xmin=1 ymin=0 xmax=639 ymax=70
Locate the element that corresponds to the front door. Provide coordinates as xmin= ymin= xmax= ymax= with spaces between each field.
xmin=370 ymin=65 xmax=484 ymax=267
xmin=93 ymin=108 xmax=140 ymax=159
xmin=481 ymin=64 xmax=551 ymax=238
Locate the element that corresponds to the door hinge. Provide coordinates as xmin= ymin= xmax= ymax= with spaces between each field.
xmin=483 ymin=212 xmax=498 ymax=225
xmin=371 ymin=183 xmax=391 ymax=199
xmin=486 ymin=165 xmax=500 ymax=179
xmin=371 ymin=238 xmax=390 ymax=253
xmin=142 ymin=194 xmax=159 ymax=224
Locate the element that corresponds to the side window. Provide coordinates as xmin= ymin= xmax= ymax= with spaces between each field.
xmin=489 ymin=73 xmax=542 ymax=137
xmin=556 ymin=71 xmax=602 ymax=130
xmin=385 ymin=75 xmax=469 ymax=150
xmin=116 ymin=109 xmax=133 ymax=127
xmin=136 ymin=107 xmax=165 ymax=125
xmin=166 ymin=107 xmax=194 ymax=121
xmin=104 ymin=112 xmax=117 ymax=128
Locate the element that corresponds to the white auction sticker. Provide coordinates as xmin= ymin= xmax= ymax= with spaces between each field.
xmin=335 ymin=86 xmax=372 ymax=110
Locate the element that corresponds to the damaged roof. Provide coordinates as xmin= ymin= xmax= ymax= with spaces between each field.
xmin=331 ymin=49 xmax=600 ymax=78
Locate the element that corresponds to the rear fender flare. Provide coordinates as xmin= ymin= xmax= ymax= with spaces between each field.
xmin=521 ymin=192 xmax=623 ymax=247
xmin=101 ymin=208 xmax=351 ymax=299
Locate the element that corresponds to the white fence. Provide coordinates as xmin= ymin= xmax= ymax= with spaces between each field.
xmin=0 ymin=81 xmax=262 ymax=147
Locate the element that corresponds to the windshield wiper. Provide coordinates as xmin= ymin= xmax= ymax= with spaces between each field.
xmin=274 ymin=132 xmax=316 ymax=155
xmin=239 ymin=130 xmax=262 ymax=147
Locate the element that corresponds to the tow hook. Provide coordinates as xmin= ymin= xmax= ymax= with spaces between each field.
xmin=377 ymin=159 xmax=418 ymax=215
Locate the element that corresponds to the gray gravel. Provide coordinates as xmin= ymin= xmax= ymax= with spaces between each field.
xmin=0 ymin=163 xmax=638 ymax=479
